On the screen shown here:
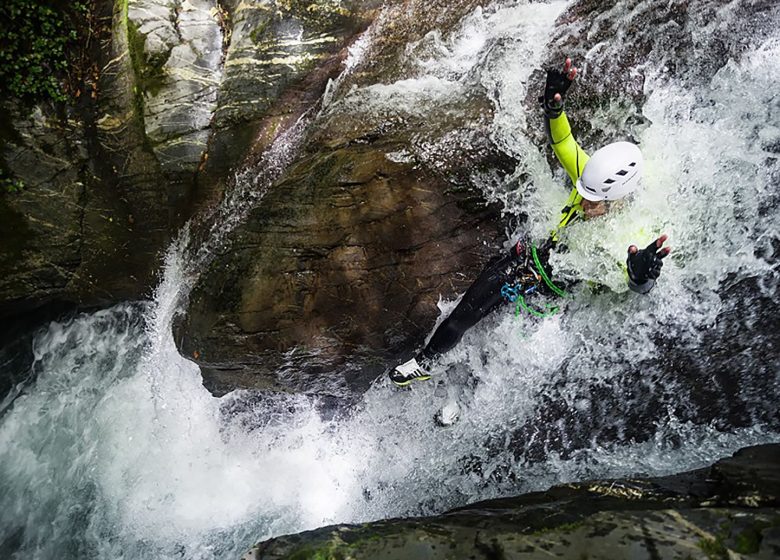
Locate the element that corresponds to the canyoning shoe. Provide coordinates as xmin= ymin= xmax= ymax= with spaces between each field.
xmin=389 ymin=357 xmax=431 ymax=387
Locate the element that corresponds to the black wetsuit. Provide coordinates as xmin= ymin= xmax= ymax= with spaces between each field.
xmin=419 ymin=239 xmax=555 ymax=361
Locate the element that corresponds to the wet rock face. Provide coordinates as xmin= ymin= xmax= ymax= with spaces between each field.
xmin=199 ymin=0 xmax=375 ymax=190
xmin=245 ymin=444 xmax=780 ymax=559
xmin=177 ymin=140 xmax=505 ymax=396
xmin=0 ymin=91 xmax=166 ymax=322
xmin=215 ymin=0 xmax=363 ymax=128
xmin=175 ymin=0 xmax=509 ymax=396
xmin=0 ymin=109 xmax=86 ymax=314
xmin=127 ymin=0 xmax=223 ymax=179
xmin=0 ymin=0 xmax=373 ymax=328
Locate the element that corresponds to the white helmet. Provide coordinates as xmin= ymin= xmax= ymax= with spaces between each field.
xmin=576 ymin=142 xmax=643 ymax=202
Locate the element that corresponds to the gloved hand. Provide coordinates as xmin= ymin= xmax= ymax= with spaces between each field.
xmin=539 ymin=57 xmax=577 ymax=118
xmin=627 ymin=235 xmax=671 ymax=294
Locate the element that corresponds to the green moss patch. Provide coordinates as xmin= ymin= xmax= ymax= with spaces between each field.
xmin=697 ymin=536 xmax=728 ymax=560
xmin=126 ymin=19 xmax=170 ymax=98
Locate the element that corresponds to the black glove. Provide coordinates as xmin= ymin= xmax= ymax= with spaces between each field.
xmin=539 ymin=67 xmax=573 ymax=118
xmin=627 ymin=237 xmax=670 ymax=294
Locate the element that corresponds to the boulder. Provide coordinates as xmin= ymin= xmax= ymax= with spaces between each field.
xmin=176 ymin=140 xmax=505 ymax=395
xmin=245 ymin=444 xmax=780 ymax=559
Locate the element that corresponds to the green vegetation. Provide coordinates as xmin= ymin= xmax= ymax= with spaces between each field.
xmin=697 ymin=536 xmax=728 ymax=560
xmin=695 ymin=514 xmax=778 ymax=558
xmin=0 ymin=168 xmax=25 ymax=194
xmin=734 ymin=525 xmax=763 ymax=554
xmin=0 ymin=0 xmax=89 ymax=104
xmin=126 ymin=20 xmax=170 ymax=97
xmin=732 ymin=517 xmax=778 ymax=554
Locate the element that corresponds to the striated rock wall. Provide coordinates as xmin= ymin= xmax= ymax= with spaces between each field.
xmin=126 ymin=0 xmax=224 ymax=183
xmin=0 ymin=0 xmax=375 ymax=324
xmin=198 ymin=0 xmax=376 ymax=199
xmin=245 ymin=444 xmax=780 ymax=559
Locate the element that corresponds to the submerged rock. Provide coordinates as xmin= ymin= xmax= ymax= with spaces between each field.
xmin=245 ymin=444 xmax=780 ymax=559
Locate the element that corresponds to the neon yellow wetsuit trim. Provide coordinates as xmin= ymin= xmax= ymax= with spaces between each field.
xmin=547 ymin=111 xmax=589 ymax=241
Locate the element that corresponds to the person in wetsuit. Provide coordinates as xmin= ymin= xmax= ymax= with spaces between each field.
xmin=390 ymin=58 xmax=671 ymax=387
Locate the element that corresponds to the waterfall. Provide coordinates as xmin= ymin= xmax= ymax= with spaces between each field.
xmin=1 ymin=1 xmax=778 ymax=559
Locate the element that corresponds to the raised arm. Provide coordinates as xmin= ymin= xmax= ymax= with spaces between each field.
xmin=540 ymin=58 xmax=672 ymax=294
xmin=547 ymin=112 xmax=589 ymax=187
xmin=540 ymin=58 xmax=589 ymax=237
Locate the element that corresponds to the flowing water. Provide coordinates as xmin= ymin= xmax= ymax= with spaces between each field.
xmin=1 ymin=1 xmax=779 ymax=558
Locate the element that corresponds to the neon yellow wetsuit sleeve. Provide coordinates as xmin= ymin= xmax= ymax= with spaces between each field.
xmin=547 ymin=111 xmax=589 ymax=241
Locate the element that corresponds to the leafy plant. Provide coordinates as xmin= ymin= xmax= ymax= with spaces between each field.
xmin=0 ymin=0 xmax=89 ymax=104
xmin=0 ymin=167 xmax=25 ymax=194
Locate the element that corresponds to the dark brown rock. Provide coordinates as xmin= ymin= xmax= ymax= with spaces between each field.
xmin=177 ymin=139 xmax=506 ymax=395
xmin=175 ymin=0 xmax=510 ymax=395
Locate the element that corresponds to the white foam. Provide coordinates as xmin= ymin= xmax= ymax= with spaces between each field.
xmin=1 ymin=1 xmax=779 ymax=559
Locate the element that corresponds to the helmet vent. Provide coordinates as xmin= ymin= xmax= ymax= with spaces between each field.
xmin=603 ymin=178 xmax=616 ymax=184
xmin=629 ymin=162 xmax=637 ymax=167
xmin=616 ymin=170 xmax=629 ymax=176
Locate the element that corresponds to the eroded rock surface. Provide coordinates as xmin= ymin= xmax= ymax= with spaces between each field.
xmin=245 ymin=444 xmax=780 ymax=559
xmin=127 ymin=0 xmax=223 ymax=179
xmin=0 ymin=0 xmax=375 ymax=338
xmin=174 ymin=0 xmax=509 ymax=395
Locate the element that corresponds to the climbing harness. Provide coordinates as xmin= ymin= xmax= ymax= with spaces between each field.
xmin=501 ymin=244 xmax=572 ymax=320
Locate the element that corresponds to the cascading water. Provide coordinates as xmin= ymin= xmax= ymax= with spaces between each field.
xmin=1 ymin=1 xmax=779 ymax=559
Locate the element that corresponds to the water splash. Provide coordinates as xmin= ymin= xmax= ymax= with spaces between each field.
xmin=1 ymin=1 xmax=779 ymax=559
xmin=321 ymin=8 xmax=386 ymax=110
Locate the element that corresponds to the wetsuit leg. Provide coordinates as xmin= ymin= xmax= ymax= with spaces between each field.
xmin=420 ymin=253 xmax=517 ymax=361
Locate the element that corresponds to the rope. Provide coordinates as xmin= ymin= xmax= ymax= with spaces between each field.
xmin=502 ymin=282 xmax=560 ymax=319
xmin=516 ymin=294 xmax=559 ymax=318
xmin=531 ymin=245 xmax=571 ymax=299
xmin=501 ymin=245 xmax=570 ymax=320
